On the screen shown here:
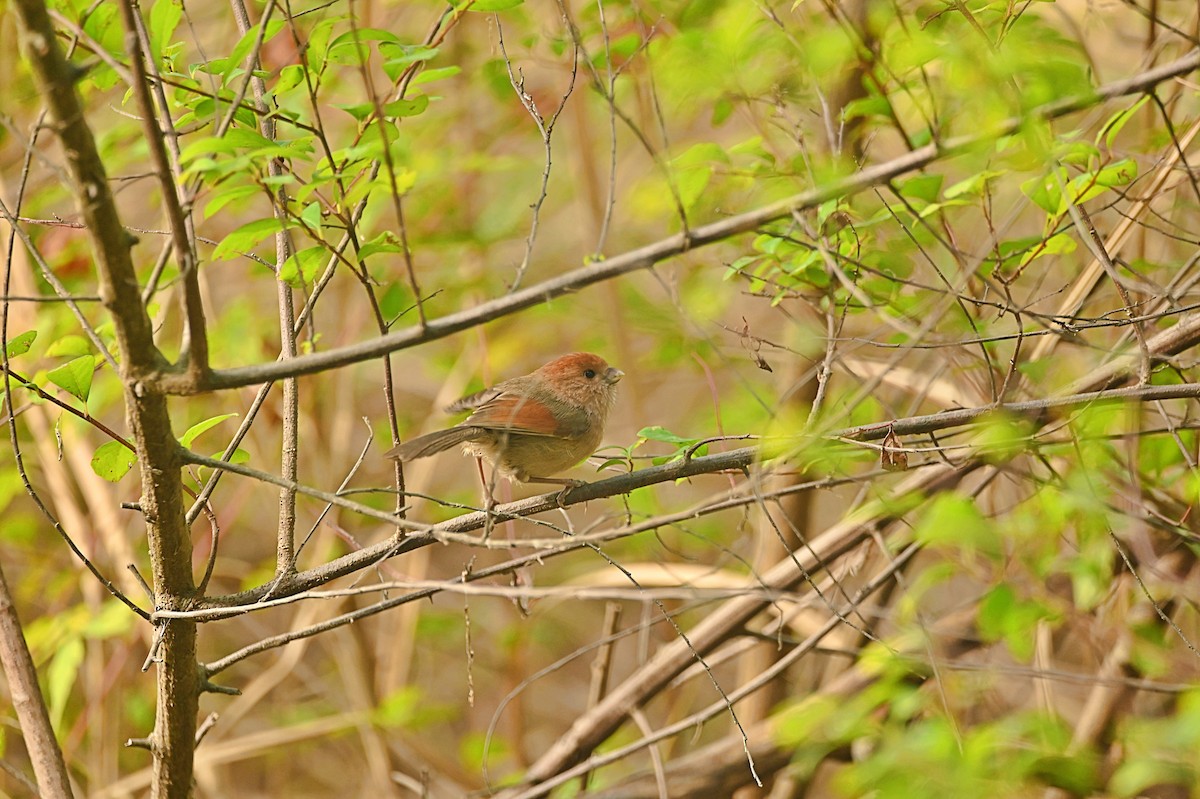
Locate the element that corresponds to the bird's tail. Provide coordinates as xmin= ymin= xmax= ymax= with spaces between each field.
xmin=385 ymin=425 xmax=483 ymax=461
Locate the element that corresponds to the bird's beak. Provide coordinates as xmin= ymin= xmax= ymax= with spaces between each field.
xmin=604 ymin=367 xmax=624 ymax=385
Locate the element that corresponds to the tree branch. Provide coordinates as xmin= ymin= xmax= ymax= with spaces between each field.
xmin=12 ymin=1 xmax=198 ymax=796
xmin=151 ymin=49 xmax=1200 ymax=395
xmin=116 ymin=0 xmax=208 ymax=378
xmin=0 ymin=562 xmax=75 ymax=798
xmin=184 ymin=374 xmax=1200 ymax=611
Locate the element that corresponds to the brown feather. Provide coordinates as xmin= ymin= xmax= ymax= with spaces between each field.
xmin=384 ymin=425 xmax=485 ymax=461
xmin=465 ymin=393 xmax=580 ymax=438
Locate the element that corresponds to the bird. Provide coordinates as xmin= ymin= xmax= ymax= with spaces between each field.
xmin=386 ymin=353 xmax=623 ymax=488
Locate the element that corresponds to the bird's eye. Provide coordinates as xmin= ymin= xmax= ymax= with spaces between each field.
xmin=584 ymin=369 xmax=597 ymax=379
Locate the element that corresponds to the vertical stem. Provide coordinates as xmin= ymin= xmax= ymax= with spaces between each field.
xmin=116 ymin=0 xmax=209 ymax=378
xmin=129 ymin=393 xmax=199 ymax=798
xmin=228 ymin=0 xmax=299 ymax=573
xmin=275 ymin=275 xmax=299 ymax=572
xmin=0 ymin=561 xmax=75 ymax=798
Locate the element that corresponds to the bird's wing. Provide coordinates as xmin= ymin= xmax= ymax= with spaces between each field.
xmin=464 ymin=392 xmax=587 ymax=438
xmin=445 ymin=386 xmax=503 ymax=414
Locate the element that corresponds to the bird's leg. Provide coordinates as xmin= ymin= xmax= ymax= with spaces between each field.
xmin=476 ymin=456 xmax=500 ymax=540
xmin=525 ymin=476 xmax=587 ymax=507
xmin=475 ymin=456 xmax=494 ymax=505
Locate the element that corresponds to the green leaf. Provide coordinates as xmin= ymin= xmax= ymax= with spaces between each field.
xmin=46 ymin=637 xmax=84 ymax=727
xmin=636 ymin=426 xmax=707 ymax=465
xmin=841 ymin=94 xmax=890 ymax=122
xmin=1020 ymin=171 xmax=1063 ymax=215
xmin=91 ymin=440 xmax=137 ymax=482
xmin=944 ymin=169 xmax=1005 ymax=199
xmin=468 ymin=0 xmax=524 ymax=11
xmin=1110 ymin=759 xmax=1191 ymax=798
xmin=47 ymin=356 xmax=95 ymax=402
xmin=46 ymin=334 xmax=91 ymax=358
xmin=338 ymin=95 xmax=430 ymax=121
xmin=82 ymin=4 xmax=122 ymax=56
xmin=220 ymin=126 xmax=277 ymax=152
xmin=179 ymin=134 xmax=241 ymax=166
xmin=226 ymin=20 xmax=287 ymax=81
xmin=974 ymin=413 xmax=1033 ymax=461
xmin=673 ymin=142 xmax=730 ymax=168
xmin=148 ymin=0 xmax=183 ymax=62
xmin=977 ymin=583 xmax=1016 ymax=641
xmin=1029 ymin=754 xmax=1100 ymax=795
xmin=1058 ymin=159 xmax=1138 ymax=210
xmin=1065 ymin=532 xmax=1114 ymax=611
xmin=301 ymin=202 xmax=322 ymax=231
xmin=275 ymin=64 xmax=307 ymax=94
xmin=380 ymin=43 xmax=440 ymax=81
xmin=1056 ymin=140 xmax=1099 ymax=167
xmin=1094 ymin=157 xmax=1138 ymax=187
xmin=977 ymin=583 xmax=1057 ymax=660
xmin=411 ymin=66 xmax=462 ymax=86
xmin=1017 ymin=232 xmax=1077 ymax=270
xmin=636 ymin=426 xmax=698 ymax=446
xmin=337 ymin=103 xmax=376 ymax=122
xmin=5 ymin=330 xmax=36 ymax=358
xmin=261 ymin=174 xmax=299 ymax=191
xmin=1040 ymin=233 xmax=1077 ymax=256
xmin=206 ymin=448 xmax=250 ymax=466
xmin=372 ymin=686 xmax=421 ymax=727
xmin=359 ymin=232 xmax=404 ymax=260
xmin=204 ymin=184 xmax=259 ymax=219
xmin=378 ymin=283 xmax=411 ymax=320
xmin=179 ymin=413 xmax=239 ymax=449
xmin=83 ymin=600 xmax=136 ymax=639
xmin=914 ymin=493 xmax=995 ymax=557
xmin=670 ymin=142 xmax=728 ymax=210
xmin=329 ymin=28 xmax=402 ymax=47
xmin=1099 ymin=96 xmax=1149 ymax=150
xmin=327 ymin=28 xmax=402 ymax=66
xmin=212 ymin=217 xmax=288 ymax=260
xmin=711 ymin=96 xmax=734 ymax=126
xmin=674 ymin=166 xmax=712 ymax=211
xmin=279 ymin=246 xmax=327 ymax=287
xmin=897 ymin=174 xmax=943 ymax=204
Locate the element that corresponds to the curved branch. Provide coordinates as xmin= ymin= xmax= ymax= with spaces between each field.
xmin=154 ymin=49 xmax=1200 ymax=395
xmin=842 ymin=380 xmax=1200 ymax=440
xmin=195 ymin=444 xmax=762 ymax=608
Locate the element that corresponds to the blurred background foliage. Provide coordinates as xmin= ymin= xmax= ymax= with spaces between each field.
xmin=3 ymin=0 xmax=1200 ymax=795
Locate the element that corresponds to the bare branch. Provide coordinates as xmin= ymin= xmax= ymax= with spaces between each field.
xmin=0 ymin=562 xmax=75 ymax=798
xmin=155 ymin=48 xmax=1200 ymax=394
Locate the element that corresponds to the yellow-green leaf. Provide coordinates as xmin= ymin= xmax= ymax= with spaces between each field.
xmin=47 ymin=356 xmax=95 ymax=402
xmin=91 ymin=440 xmax=137 ymax=482
xmin=5 ymin=330 xmax=36 ymax=358
xmin=46 ymin=334 xmax=91 ymax=358
xmin=46 ymin=637 xmax=84 ymax=727
xmin=180 ymin=413 xmax=239 ymax=449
